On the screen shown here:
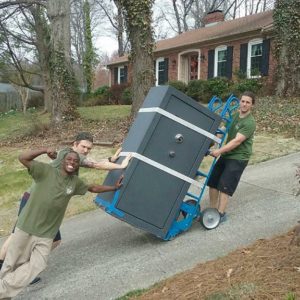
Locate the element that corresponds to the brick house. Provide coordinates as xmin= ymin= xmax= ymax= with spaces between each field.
xmin=107 ymin=10 xmax=275 ymax=89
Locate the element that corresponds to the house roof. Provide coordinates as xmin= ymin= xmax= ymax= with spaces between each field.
xmin=108 ymin=10 xmax=273 ymax=66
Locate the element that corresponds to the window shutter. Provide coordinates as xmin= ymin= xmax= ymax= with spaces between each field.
xmin=261 ymin=39 xmax=270 ymax=76
xmin=114 ymin=67 xmax=118 ymax=84
xmin=164 ymin=58 xmax=169 ymax=84
xmin=226 ymin=46 xmax=233 ymax=79
xmin=207 ymin=50 xmax=214 ymax=79
xmin=240 ymin=43 xmax=248 ymax=75
xmin=124 ymin=65 xmax=128 ymax=83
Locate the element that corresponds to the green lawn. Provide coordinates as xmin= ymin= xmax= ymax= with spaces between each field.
xmin=78 ymin=105 xmax=131 ymax=120
xmin=0 ymin=110 xmax=49 ymax=140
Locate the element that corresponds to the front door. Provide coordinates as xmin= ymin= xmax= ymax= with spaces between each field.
xmin=179 ymin=51 xmax=200 ymax=83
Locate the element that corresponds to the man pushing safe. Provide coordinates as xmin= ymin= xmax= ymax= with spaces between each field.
xmin=0 ymin=148 xmax=123 ymax=299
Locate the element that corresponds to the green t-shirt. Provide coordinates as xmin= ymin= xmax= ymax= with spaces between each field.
xmin=17 ymin=161 xmax=88 ymax=239
xmin=222 ymin=112 xmax=256 ymax=160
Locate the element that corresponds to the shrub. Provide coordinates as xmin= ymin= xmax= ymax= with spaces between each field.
xmin=206 ymin=77 xmax=233 ymax=100
xmin=168 ymin=80 xmax=188 ymax=93
xmin=93 ymin=85 xmax=110 ymax=98
xmin=232 ymin=78 xmax=263 ymax=96
xmin=109 ymin=83 xmax=131 ymax=105
xmin=81 ymin=95 xmax=110 ymax=106
xmin=186 ymin=80 xmax=209 ymax=102
xmin=28 ymin=91 xmax=44 ymax=108
xmin=121 ymin=87 xmax=132 ymax=105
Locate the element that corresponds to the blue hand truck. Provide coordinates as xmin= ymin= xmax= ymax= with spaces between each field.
xmin=95 ymin=94 xmax=240 ymax=240
xmin=164 ymin=94 xmax=239 ymax=240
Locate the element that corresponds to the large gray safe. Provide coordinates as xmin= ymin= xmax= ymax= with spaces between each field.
xmin=95 ymin=86 xmax=222 ymax=239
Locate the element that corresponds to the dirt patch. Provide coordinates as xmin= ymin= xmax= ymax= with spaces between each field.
xmin=133 ymin=230 xmax=300 ymax=300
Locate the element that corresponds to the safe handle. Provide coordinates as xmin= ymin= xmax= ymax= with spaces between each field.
xmin=175 ymin=134 xmax=184 ymax=144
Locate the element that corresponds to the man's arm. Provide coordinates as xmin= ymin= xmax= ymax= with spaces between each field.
xmin=19 ymin=148 xmax=57 ymax=169
xmin=87 ymin=175 xmax=124 ymax=193
xmin=210 ymin=133 xmax=246 ymax=158
xmin=81 ymin=154 xmax=132 ymax=170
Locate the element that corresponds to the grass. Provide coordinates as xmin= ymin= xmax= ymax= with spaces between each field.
xmin=78 ymin=105 xmax=131 ymax=121
xmin=0 ymin=109 xmax=50 ymax=140
xmin=115 ymin=289 xmax=148 ymax=300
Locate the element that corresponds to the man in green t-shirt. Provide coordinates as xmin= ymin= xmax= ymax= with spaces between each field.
xmin=0 ymin=148 xmax=123 ymax=299
xmin=0 ymin=132 xmax=131 ymax=277
xmin=207 ymin=91 xmax=256 ymax=223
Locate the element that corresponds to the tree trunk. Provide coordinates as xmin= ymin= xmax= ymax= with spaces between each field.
xmin=120 ymin=0 xmax=155 ymax=118
xmin=83 ymin=0 xmax=94 ymax=95
xmin=47 ymin=0 xmax=79 ymax=125
xmin=130 ymin=34 xmax=154 ymax=117
xmin=172 ymin=0 xmax=183 ymax=33
xmin=114 ymin=0 xmax=125 ymax=56
xmin=30 ymin=5 xmax=53 ymax=112
xmin=273 ymin=0 xmax=300 ymax=97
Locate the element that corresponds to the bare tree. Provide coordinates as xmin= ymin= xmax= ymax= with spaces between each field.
xmin=12 ymin=83 xmax=30 ymax=114
xmin=95 ymin=0 xmax=128 ymax=56
xmin=0 ymin=5 xmax=46 ymax=92
xmin=155 ymin=0 xmax=275 ymax=35
xmin=0 ymin=1 xmax=80 ymax=124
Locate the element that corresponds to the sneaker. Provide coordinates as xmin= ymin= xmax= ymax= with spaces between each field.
xmin=219 ymin=212 xmax=227 ymax=223
xmin=30 ymin=277 xmax=41 ymax=285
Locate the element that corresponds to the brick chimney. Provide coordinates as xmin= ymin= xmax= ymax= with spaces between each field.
xmin=203 ymin=10 xmax=225 ymax=27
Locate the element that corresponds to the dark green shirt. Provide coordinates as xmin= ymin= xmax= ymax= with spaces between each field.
xmin=222 ymin=112 xmax=256 ymax=160
xmin=17 ymin=161 xmax=88 ymax=239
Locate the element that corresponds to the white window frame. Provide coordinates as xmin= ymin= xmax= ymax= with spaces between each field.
xmin=118 ymin=65 xmax=125 ymax=84
xmin=247 ymin=38 xmax=263 ymax=78
xmin=214 ymin=45 xmax=227 ymax=77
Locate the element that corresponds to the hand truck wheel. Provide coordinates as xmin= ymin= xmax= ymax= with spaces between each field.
xmin=200 ymin=208 xmax=220 ymax=230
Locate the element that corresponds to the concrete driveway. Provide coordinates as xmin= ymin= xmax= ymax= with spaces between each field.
xmin=1 ymin=152 xmax=299 ymax=300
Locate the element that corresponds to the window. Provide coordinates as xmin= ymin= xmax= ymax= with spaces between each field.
xmin=113 ymin=65 xmax=127 ymax=84
xmin=118 ymin=66 xmax=125 ymax=84
xmin=214 ymin=46 xmax=227 ymax=77
xmin=247 ymin=39 xmax=263 ymax=77
xmin=155 ymin=58 xmax=168 ymax=86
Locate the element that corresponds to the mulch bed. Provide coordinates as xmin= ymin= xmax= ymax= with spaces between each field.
xmin=136 ymin=230 xmax=300 ymax=300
